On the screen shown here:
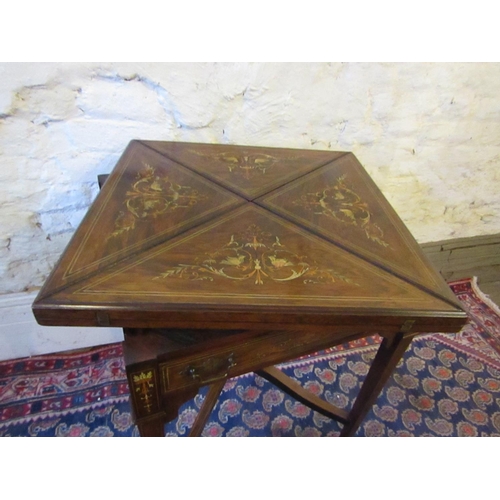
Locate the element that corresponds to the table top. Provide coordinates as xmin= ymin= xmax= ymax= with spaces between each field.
xmin=32 ymin=140 xmax=467 ymax=334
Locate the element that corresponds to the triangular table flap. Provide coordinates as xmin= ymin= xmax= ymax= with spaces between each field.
xmin=48 ymin=205 xmax=460 ymax=317
xmin=36 ymin=141 xmax=245 ymax=299
xmin=140 ymin=140 xmax=345 ymax=200
xmin=256 ymin=153 xmax=461 ymax=308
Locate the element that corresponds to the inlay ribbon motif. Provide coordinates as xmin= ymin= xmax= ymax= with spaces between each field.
xmin=188 ymin=150 xmax=301 ymax=179
xmin=293 ymin=175 xmax=389 ymax=247
xmin=153 ymin=224 xmax=357 ymax=286
xmin=109 ymin=163 xmax=206 ymax=238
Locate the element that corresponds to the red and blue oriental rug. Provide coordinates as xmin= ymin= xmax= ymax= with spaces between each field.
xmin=1 ymin=278 xmax=500 ymax=437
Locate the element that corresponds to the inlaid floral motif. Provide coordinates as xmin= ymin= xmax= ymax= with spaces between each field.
xmin=132 ymin=371 xmax=155 ymax=414
xmin=293 ymin=174 xmax=389 ymax=247
xmin=153 ymin=224 xmax=358 ymax=286
xmin=109 ymin=163 xmax=206 ymax=238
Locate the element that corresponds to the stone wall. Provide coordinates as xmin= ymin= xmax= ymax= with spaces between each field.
xmin=1 ymin=62 xmax=499 ymax=294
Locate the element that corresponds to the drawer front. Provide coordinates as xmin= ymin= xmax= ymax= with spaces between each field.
xmin=161 ymin=349 xmax=237 ymax=392
xmin=159 ymin=328 xmax=351 ymax=393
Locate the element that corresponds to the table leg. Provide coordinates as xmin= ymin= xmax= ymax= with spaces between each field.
xmin=340 ymin=331 xmax=414 ymax=437
xmin=134 ymin=386 xmax=200 ymax=436
xmin=137 ymin=416 xmax=166 ymax=437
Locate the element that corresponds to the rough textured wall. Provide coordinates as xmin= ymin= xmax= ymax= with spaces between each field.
xmin=1 ymin=62 xmax=499 ymax=294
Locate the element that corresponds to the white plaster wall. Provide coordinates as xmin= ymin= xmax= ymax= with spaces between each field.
xmin=1 ymin=62 xmax=500 ymax=295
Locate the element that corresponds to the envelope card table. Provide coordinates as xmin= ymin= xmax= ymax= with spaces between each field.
xmin=32 ymin=140 xmax=467 ymax=437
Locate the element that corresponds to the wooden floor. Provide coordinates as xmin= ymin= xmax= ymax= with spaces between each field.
xmin=422 ymin=233 xmax=500 ymax=307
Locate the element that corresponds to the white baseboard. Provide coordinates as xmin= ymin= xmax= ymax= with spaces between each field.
xmin=0 ymin=291 xmax=123 ymax=361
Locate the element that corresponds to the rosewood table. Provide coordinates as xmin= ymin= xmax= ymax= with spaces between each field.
xmin=32 ymin=140 xmax=467 ymax=437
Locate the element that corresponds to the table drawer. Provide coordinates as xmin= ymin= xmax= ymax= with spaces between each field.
xmin=161 ymin=349 xmax=237 ymax=391
xmin=159 ymin=328 xmax=352 ymax=393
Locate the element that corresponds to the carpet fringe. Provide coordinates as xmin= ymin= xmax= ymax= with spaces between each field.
xmin=470 ymin=276 xmax=500 ymax=316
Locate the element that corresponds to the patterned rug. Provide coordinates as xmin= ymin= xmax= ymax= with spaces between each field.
xmin=1 ymin=277 xmax=499 ymax=437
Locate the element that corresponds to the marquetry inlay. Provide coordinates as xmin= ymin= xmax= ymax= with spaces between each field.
xmin=153 ymin=223 xmax=358 ymax=286
xmin=292 ymin=174 xmax=389 ymax=247
xmin=109 ymin=162 xmax=207 ymax=239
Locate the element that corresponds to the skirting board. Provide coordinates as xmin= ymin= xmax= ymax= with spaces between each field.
xmin=421 ymin=232 xmax=500 ymax=306
xmin=421 ymin=233 xmax=500 ymax=279
xmin=0 ymin=291 xmax=123 ymax=362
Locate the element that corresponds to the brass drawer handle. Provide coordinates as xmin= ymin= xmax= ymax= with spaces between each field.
xmin=186 ymin=353 xmax=237 ymax=385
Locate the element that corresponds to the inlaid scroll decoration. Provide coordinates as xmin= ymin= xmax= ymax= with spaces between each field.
xmin=293 ymin=175 xmax=389 ymax=247
xmin=109 ymin=163 xmax=207 ymax=238
xmin=188 ymin=150 xmax=302 ymax=180
xmin=153 ymin=224 xmax=358 ymax=286
xmin=132 ymin=371 xmax=155 ymax=414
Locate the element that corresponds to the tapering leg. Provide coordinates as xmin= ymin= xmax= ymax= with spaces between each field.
xmin=341 ymin=332 xmax=414 ymax=437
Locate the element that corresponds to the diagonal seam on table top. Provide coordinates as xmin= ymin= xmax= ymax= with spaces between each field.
xmin=34 ymin=141 xmax=248 ymax=303
xmin=141 ymin=141 xmax=450 ymax=306
xmin=139 ymin=140 xmax=349 ymax=201
xmin=254 ymin=153 xmax=463 ymax=311
xmin=33 ymin=141 xmax=464 ymax=320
